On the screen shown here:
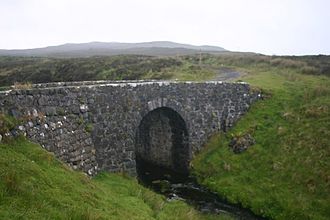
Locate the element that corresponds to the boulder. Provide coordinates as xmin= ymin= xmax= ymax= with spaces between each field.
xmin=229 ymin=133 xmax=255 ymax=153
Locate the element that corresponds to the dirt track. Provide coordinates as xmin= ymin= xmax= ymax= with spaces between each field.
xmin=213 ymin=67 xmax=243 ymax=81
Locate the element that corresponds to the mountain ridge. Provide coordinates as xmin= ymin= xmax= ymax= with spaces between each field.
xmin=0 ymin=41 xmax=227 ymax=58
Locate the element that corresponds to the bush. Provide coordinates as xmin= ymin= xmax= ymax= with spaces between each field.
xmin=301 ymin=65 xmax=319 ymax=75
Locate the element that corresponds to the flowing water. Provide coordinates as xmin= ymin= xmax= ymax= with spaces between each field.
xmin=137 ymin=159 xmax=267 ymax=220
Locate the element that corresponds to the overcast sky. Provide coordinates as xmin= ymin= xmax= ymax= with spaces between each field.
xmin=1 ymin=0 xmax=329 ymax=55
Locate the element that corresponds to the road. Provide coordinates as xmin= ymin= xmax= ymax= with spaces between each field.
xmin=212 ymin=67 xmax=243 ymax=81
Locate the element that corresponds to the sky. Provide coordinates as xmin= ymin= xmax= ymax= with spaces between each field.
xmin=0 ymin=0 xmax=329 ymax=55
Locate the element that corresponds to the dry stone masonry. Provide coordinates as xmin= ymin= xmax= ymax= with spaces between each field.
xmin=0 ymin=80 xmax=260 ymax=175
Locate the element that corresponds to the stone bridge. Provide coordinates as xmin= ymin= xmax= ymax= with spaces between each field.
xmin=0 ymin=80 xmax=259 ymax=175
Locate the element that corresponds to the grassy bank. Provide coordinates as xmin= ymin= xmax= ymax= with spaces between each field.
xmin=0 ymin=137 xmax=230 ymax=220
xmin=192 ymin=64 xmax=330 ymax=219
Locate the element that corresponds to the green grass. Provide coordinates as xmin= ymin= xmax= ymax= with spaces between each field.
xmin=0 ymin=137 xmax=232 ymax=220
xmin=167 ymin=63 xmax=216 ymax=81
xmin=142 ymin=61 xmax=216 ymax=81
xmin=192 ymin=65 xmax=330 ymax=219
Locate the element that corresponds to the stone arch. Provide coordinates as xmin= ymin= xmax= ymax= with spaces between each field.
xmin=135 ymin=107 xmax=190 ymax=174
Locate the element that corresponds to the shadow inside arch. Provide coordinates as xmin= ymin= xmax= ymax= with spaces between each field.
xmin=135 ymin=107 xmax=190 ymax=178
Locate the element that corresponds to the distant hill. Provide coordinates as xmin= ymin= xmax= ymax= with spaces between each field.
xmin=0 ymin=41 xmax=227 ymax=58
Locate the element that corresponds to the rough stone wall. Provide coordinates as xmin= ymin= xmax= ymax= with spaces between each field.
xmin=0 ymin=88 xmax=98 ymax=175
xmin=140 ymin=109 xmax=173 ymax=168
xmin=0 ymin=81 xmax=260 ymax=175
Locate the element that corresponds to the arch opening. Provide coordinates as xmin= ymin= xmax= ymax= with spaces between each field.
xmin=135 ymin=107 xmax=190 ymax=177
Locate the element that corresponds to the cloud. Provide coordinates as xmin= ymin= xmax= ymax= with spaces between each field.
xmin=0 ymin=0 xmax=329 ymax=54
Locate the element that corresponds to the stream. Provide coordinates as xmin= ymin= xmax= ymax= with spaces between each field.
xmin=137 ymin=159 xmax=266 ymax=220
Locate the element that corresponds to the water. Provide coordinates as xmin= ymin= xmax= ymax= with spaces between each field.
xmin=137 ymin=159 xmax=267 ymax=220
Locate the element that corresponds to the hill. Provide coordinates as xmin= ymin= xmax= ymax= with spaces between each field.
xmin=0 ymin=41 xmax=226 ymax=58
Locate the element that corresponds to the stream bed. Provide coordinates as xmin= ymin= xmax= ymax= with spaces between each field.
xmin=137 ymin=159 xmax=266 ymax=220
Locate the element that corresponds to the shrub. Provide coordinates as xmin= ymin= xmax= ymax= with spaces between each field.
xmin=301 ymin=65 xmax=319 ymax=75
xmin=0 ymin=114 xmax=18 ymax=134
